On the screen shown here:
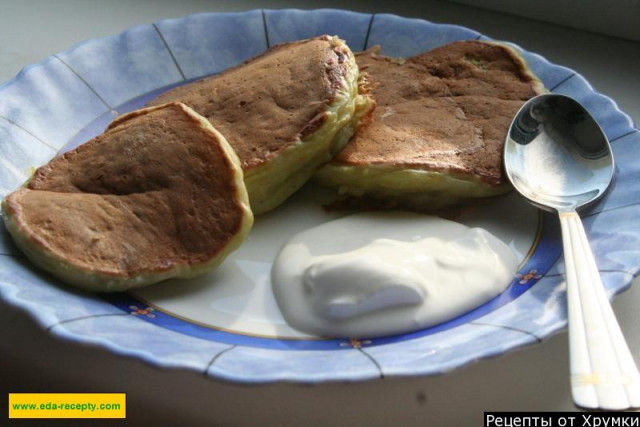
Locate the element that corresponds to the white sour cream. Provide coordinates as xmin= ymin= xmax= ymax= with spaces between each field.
xmin=271 ymin=212 xmax=518 ymax=338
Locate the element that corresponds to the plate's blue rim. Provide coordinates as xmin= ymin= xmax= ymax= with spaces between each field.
xmin=0 ymin=8 xmax=638 ymax=384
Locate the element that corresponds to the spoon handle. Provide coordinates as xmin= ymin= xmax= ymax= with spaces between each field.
xmin=559 ymin=211 xmax=640 ymax=410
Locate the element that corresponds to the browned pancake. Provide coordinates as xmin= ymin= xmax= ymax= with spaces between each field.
xmin=1 ymin=102 xmax=253 ymax=291
xmin=314 ymin=40 xmax=545 ymax=209
xmin=147 ymin=35 xmax=374 ymax=214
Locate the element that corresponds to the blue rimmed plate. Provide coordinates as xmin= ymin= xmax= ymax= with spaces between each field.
xmin=0 ymin=9 xmax=639 ymax=383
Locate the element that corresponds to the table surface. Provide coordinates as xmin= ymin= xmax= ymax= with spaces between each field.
xmin=1 ymin=0 xmax=639 ymax=424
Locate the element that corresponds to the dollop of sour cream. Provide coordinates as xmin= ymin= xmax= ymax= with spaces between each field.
xmin=271 ymin=212 xmax=518 ymax=338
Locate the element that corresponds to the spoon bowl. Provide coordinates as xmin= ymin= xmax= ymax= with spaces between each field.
xmin=504 ymin=93 xmax=614 ymax=213
xmin=504 ymin=93 xmax=640 ymax=410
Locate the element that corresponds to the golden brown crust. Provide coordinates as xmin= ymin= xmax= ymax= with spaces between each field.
xmin=147 ymin=35 xmax=352 ymax=171
xmin=11 ymin=102 xmax=249 ymax=280
xmin=333 ymin=41 xmax=545 ymax=186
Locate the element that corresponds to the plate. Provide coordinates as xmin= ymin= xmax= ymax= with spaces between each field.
xmin=1 ymin=9 xmax=639 ymax=383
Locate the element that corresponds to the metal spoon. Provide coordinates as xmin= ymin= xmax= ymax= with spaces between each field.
xmin=504 ymin=93 xmax=640 ymax=410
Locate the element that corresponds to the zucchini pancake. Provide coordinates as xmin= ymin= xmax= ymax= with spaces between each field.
xmin=314 ymin=40 xmax=546 ymax=210
xmin=148 ymin=35 xmax=374 ymax=214
xmin=1 ymin=103 xmax=253 ymax=292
